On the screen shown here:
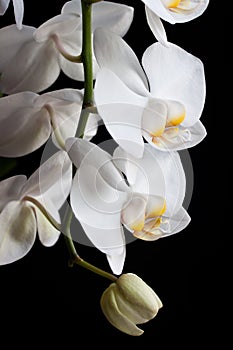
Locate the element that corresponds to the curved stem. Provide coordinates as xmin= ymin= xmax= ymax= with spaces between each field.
xmin=23 ymin=196 xmax=61 ymax=231
xmin=62 ymin=205 xmax=117 ymax=282
xmin=52 ymin=34 xmax=82 ymax=63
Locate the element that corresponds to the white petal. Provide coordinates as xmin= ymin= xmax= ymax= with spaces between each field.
xmin=0 ymin=175 xmax=26 ymax=211
xmin=0 ymin=92 xmax=51 ymax=157
xmin=84 ymin=113 xmax=100 ymax=141
xmin=94 ymin=28 xmax=149 ymax=96
xmin=34 ymin=204 xmax=60 ymax=247
xmin=66 ymin=138 xmax=128 ymax=192
xmin=142 ymin=99 xmax=167 ymax=137
xmin=142 ymin=42 xmax=206 ymax=126
xmin=22 ymin=151 xmax=72 ymax=206
xmin=106 ymin=249 xmax=126 ymax=276
xmin=145 ymin=195 xmax=167 ymax=218
xmin=161 ymin=207 xmax=191 ymax=237
xmin=0 ymin=0 xmax=10 ymax=14
xmin=0 ymin=25 xmax=35 ymax=74
xmin=145 ymin=145 xmax=186 ymax=216
xmin=70 ymin=167 xmax=127 ymax=260
xmin=37 ymin=88 xmax=83 ymax=146
xmin=61 ymin=0 xmax=82 ymax=15
xmin=113 ymin=146 xmax=166 ymax=198
xmin=1 ymin=39 xmax=60 ymax=94
xmin=34 ymin=14 xmax=81 ymax=43
xmin=92 ymin=1 xmax=134 ymax=36
xmin=142 ymin=0 xmax=175 ymax=23
xmin=0 ymin=201 xmax=36 ymax=265
xmin=95 ymin=69 xmax=146 ymax=158
xmin=145 ymin=6 xmax=168 ymax=46
xmin=121 ymin=194 xmax=147 ymax=232
xmin=13 ymin=0 xmax=24 ymax=30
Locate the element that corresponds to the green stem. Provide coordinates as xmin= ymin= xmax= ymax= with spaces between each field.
xmin=23 ymin=196 xmax=61 ymax=231
xmin=62 ymin=205 xmax=117 ymax=282
xmin=76 ymin=108 xmax=90 ymax=138
xmin=81 ymin=0 xmax=94 ymax=109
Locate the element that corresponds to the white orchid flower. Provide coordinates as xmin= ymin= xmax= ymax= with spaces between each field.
xmin=143 ymin=1 xmax=209 ymax=45
xmin=0 ymin=89 xmax=99 ymax=157
xmin=94 ymin=29 xmax=206 ymax=158
xmin=0 ymin=0 xmax=24 ymax=29
xmin=59 ymin=0 xmax=134 ymax=81
xmin=66 ymin=138 xmax=190 ymax=275
xmin=0 ymin=151 xmax=72 ymax=265
xmin=0 ymin=1 xmax=133 ymax=93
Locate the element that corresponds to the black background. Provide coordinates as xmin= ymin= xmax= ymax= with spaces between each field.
xmin=0 ymin=0 xmax=229 ymax=345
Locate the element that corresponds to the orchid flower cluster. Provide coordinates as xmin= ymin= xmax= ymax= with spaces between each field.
xmin=0 ymin=0 xmax=209 ymax=336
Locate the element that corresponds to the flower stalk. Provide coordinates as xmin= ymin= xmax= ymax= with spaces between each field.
xmin=62 ymin=205 xmax=117 ymax=282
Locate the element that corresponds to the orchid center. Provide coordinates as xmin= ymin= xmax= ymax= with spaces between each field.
xmin=121 ymin=194 xmax=168 ymax=241
xmin=142 ymin=98 xmax=188 ymax=146
xmin=162 ymin=0 xmax=201 ymax=13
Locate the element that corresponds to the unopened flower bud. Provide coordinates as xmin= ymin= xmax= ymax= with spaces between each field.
xmin=100 ymin=273 xmax=163 ymax=336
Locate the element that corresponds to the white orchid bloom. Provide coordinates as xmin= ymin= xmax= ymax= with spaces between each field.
xmin=143 ymin=1 xmax=209 ymax=44
xmin=66 ymin=138 xmax=190 ymax=275
xmin=59 ymin=0 xmax=134 ymax=81
xmin=94 ymin=29 xmax=206 ymax=158
xmin=0 ymin=151 xmax=72 ymax=265
xmin=0 ymin=2 xmax=133 ymax=93
xmin=0 ymin=89 xmax=98 ymax=157
xmin=0 ymin=0 xmax=24 ymax=29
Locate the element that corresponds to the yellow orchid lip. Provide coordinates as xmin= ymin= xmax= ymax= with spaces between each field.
xmin=166 ymin=112 xmax=186 ymax=127
xmin=166 ymin=0 xmax=182 ymax=9
xmin=146 ymin=200 xmax=167 ymax=219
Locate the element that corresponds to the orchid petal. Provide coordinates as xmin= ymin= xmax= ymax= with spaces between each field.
xmin=66 ymin=138 xmax=128 ymax=192
xmin=92 ymin=1 xmax=133 ymax=36
xmin=34 ymin=203 xmax=60 ymax=247
xmin=1 ymin=39 xmax=60 ymax=93
xmin=95 ymin=69 xmax=146 ymax=158
xmin=121 ymin=194 xmax=147 ymax=232
xmin=22 ymin=151 xmax=72 ymax=205
xmin=70 ymin=166 xmax=127 ymax=273
xmin=34 ymin=14 xmax=81 ymax=43
xmin=94 ymin=28 xmax=149 ymax=96
xmin=142 ymin=42 xmax=206 ymax=126
xmin=0 ymin=175 xmax=26 ymax=211
xmin=142 ymin=99 xmax=167 ymax=137
xmin=61 ymin=0 xmax=82 ymax=15
xmin=0 ymin=92 xmax=51 ymax=157
xmin=0 ymin=0 xmax=10 ymax=14
xmin=161 ymin=207 xmax=191 ymax=237
xmin=145 ymin=6 xmax=168 ymax=46
xmin=142 ymin=0 xmax=175 ymax=23
xmin=106 ymin=249 xmax=126 ymax=276
xmin=0 ymin=25 xmax=35 ymax=74
xmin=12 ymin=0 xmax=24 ymax=29
xmin=146 ymin=145 xmax=186 ymax=216
xmin=84 ymin=113 xmax=100 ymax=141
xmin=0 ymin=201 xmax=36 ymax=265
xmin=113 ymin=146 xmax=166 ymax=198
xmin=36 ymin=89 xmax=83 ymax=146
